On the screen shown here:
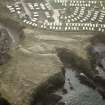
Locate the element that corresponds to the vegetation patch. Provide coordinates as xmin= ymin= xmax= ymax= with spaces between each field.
xmin=30 ymin=72 xmax=65 ymax=105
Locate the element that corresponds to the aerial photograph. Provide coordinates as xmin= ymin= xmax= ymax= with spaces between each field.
xmin=0 ymin=0 xmax=105 ymax=105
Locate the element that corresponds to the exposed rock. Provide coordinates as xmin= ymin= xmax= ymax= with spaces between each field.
xmin=0 ymin=28 xmax=11 ymax=65
xmin=56 ymin=102 xmax=65 ymax=105
xmin=0 ymin=54 xmax=10 ymax=65
xmin=0 ymin=29 xmax=11 ymax=54
xmin=77 ymin=73 xmax=96 ymax=89
xmin=86 ymin=33 xmax=105 ymax=98
xmin=62 ymin=88 xmax=68 ymax=94
xmin=41 ymin=94 xmax=62 ymax=105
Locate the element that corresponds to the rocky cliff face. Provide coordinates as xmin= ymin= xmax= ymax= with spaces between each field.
xmin=0 ymin=28 xmax=11 ymax=65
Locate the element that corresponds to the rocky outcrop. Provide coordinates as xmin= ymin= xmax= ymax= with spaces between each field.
xmin=0 ymin=28 xmax=11 ymax=65
xmin=87 ymin=34 xmax=105 ymax=98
